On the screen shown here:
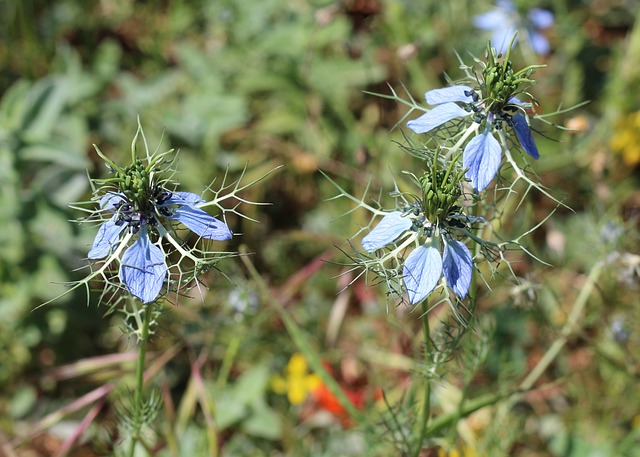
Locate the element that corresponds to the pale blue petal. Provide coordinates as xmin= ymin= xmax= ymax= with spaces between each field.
xmin=403 ymin=243 xmax=443 ymax=305
xmin=100 ymin=193 xmax=125 ymax=211
xmin=492 ymin=25 xmax=518 ymax=54
xmin=407 ymin=103 xmax=469 ymax=134
xmin=463 ymin=131 xmax=502 ymax=192
xmin=474 ymin=10 xmax=509 ymax=29
xmin=497 ymin=0 xmax=515 ymax=12
xmin=163 ymin=191 xmax=204 ymax=206
xmin=88 ymin=216 xmax=127 ymax=259
xmin=361 ymin=211 xmax=412 ymax=253
xmin=120 ymin=226 xmax=166 ymax=303
xmin=528 ymin=29 xmax=550 ymax=55
xmin=425 ymin=86 xmax=474 ymax=105
xmin=528 ymin=8 xmax=554 ymax=29
xmin=512 ymin=113 xmax=539 ymax=159
xmin=442 ymin=240 xmax=473 ymax=298
xmin=508 ymin=96 xmax=531 ymax=109
xmin=170 ymin=205 xmax=233 ymax=240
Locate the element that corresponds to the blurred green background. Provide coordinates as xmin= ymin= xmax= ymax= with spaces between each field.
xmin=1 ymin=0 xmax=639 ymax=455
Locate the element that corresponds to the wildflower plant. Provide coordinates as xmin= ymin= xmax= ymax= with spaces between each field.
xmin=474 ymin=0 xmax=554 ymax=56
xmin=48 ymin=120 xmax=275 ymax=455
xmin=325 ymin=39 xmax=567 ymax=455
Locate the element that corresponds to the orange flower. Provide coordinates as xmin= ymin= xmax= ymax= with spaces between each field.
xmin=311 ymin=382 xmax=365 ymax=416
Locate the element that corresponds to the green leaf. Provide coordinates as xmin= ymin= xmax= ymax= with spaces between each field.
xmin=242 ymin=404 xmax=282 ymax=440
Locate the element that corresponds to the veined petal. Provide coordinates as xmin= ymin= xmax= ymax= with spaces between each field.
xmin=473 ymin=10 xmax=509 ymax=29
xmin=120 ymin=226 xmax=166 ymax=303
xmin=407 ymin=103 xmax=469 ymax=134
xmin=403 ymin=242 xmax=443 ymax=305
xmin=512 ymin=113 xmax=539 ymax=159
xmin=88 ymin=216 xmax=127 ymax=259
xmin=442 ymin=239 xmax=473 ymax=298
xmin=463 ymin=131 xmax=502 ymax=192
xmin=361 ymin=211 xmax=412 ymax=253
xmin=528 ymin=8 xmax=554 ymax=29
xmin=425 ymin=86 xmax=474 ymax=105
xmin=163 ymin=191 xmax=204 ymax=207
xmin=170 ymin=205 xmax=233 ymax=240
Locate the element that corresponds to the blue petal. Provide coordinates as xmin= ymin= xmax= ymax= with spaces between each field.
xmin=463 ymin=131 xmax=502 ymax=192
xmin=403 ymin=242 xmax=443 ymax=305
xmin=88 ymin=216 xmax=127 ymax=259
xmin=508 ymin=96 xmax=530 ymax=109
xmin=492 ymin=25 xmax=518 ymax=54
xmin=527 ymin=29 xmax=550 ymax=55
xmin=100 ymin=193 xmax=125 ymax=212
xmin=496 ymin=0 xmax=515 ymax=12
xmin=407 ymin=103 xmax=469 ymax=134
xmin=162 ymin=191 xmax=204 ymax=206
xmin=120 ymin=226 xmax=166 ymax=303
xmin=361 ymin=212 xmax=412 ymax=253
xmin=512 ymin=113 xmax=539 ymax=159
xmin=473 ymin=10 xmax=509 ymax=29
xmin=442 ymin=240 xmax=473 ymax=298
xmin=425 ymin=86 xmax=474 ymax=105
xmin=528 ymin=8 xmax=554 ymax=29
xmin=170 ymin=205 xmax=233 ymax=240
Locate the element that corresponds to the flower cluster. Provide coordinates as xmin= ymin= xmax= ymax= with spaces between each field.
xmin=360 ymin=165 xmax=483 ymax=305
xmin=474 ymin=0 xmax=554 ymax=56
xmin=86 ymin=136 xmax=232 ymax=304
xmin=407 ymin=43 xmax=541 ymax=191
xmin=336 ymin=41 xmax=547 ymax=307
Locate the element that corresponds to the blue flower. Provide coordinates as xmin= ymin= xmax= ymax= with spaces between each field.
xmin=362 ymin=211 xmax=474 ymax=303
xmin=88 ymin=190 xmax=232 ymax=303
xmin=407 ymin=87 xmax=539 ymax=191
xmin=474 ymin=0 xmax=554 ymax=56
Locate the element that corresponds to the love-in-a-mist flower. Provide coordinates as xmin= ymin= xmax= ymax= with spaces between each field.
xmin=474 ymin=0 xmax=554 ymax=56
xmin=87 ymin=144 xmax=232 ymax=304
xmin=407 ymin=43 xmax=541 ymax=191
xmin=361 ymin=165 xmax=480 ymax=304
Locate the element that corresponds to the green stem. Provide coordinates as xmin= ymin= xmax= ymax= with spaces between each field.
xmin=127 ymin=302 xmax=153 ymax=457
xmin=216 ymin=332 xmax=240 ymax=390
xmin=413 ymin=302 xmax=432 ymax=457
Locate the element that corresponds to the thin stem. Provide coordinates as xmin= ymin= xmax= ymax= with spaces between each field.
xmin=413 ymin=302 xmax=432 ymax=457
xmin=127 ymin=302 xmax=153 ymax=457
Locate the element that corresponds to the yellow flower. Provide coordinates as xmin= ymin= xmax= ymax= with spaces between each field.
xmin=271 ymin=353 xmax=322 ymax=405
xmin=611 ymin=111 xmax=640 ymax=166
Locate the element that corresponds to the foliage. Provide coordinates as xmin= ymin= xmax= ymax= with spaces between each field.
xmin=1 ymin=0 xmax=640 ymax=455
